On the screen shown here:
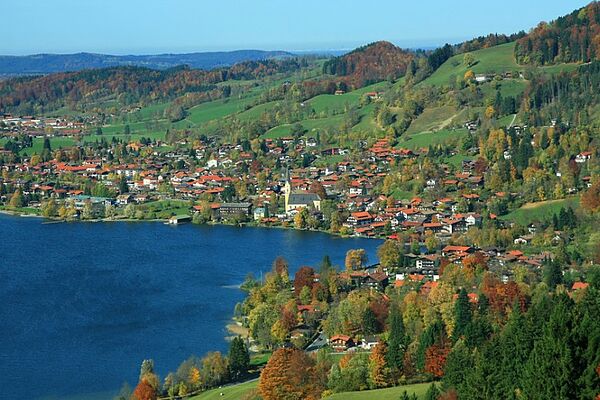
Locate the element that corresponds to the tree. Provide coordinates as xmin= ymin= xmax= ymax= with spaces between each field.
xmin=581 ymin=181 xmax=600 ymax=212
xmin=345 ymin=249 xmax=367 ymax=271
xmin=463 ymin=53 xmax=476 ymax=67
xmin=119 ymin=176 xmax=129 ymax=194
xmin=377 ymin=240 xmax=402 ymax=271
xmin=424 ymin=383 xmax=441 ymax=400
xmin=229 ymin=336 xmax=250 ymax=379
xmin=131 ymin=379 xmax=157 ymax=400
xmin=9 ymin=189 xmax=24 ymax=208
xmin=362 ymin=307 xmax=379 ymax=336
xmin=369 ymin=342 xmax=391 ymax=388
xmin=543 ymin=260 xmax=563 ymax=290
xmin=259 ymin=348 xmax=322 ymax=400
xmin=294 ymin=266 xmax=315 ymax=296
xmin=386 ymin=304 xmax=408 ymax=377
xmin=294 ymin=208 xmax=308 ymax=229
xmin=453 ymin=289 xmax=472 ymax=340
xmin=522 ymin=295 xmax=577 ymax=399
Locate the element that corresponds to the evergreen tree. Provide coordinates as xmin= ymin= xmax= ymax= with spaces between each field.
xmin=543 ymin=260 xmax=563 ymax=290
xmin=453 ymin=288 xmax=472 ymax=340
xmin=228 ymin=336 xmax=250 ymax=379
xmin=443 ymin=340 xmax=473 ymax=393
xmin=424 ymin=383 xmax=440 ymax=400
xmin=522 ymin=295 xmax=576 ymax=400
xmin=386 ymin=304 xmax=408 ymax=375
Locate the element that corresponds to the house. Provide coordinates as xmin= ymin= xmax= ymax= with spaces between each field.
xmin=116 ymin=194 xmax=134 ymax=205
xmin=253 ymin=207 xmax=269 ymax=221
xmin=475 ymin=74 xmax=488 ymax=83
xmin=362 ymin=272 xmax=389 ymax=291
xmin=329 ymin=335 xmax=354 ymax=351
xmin=575 ymin=151 xmax=592 ymax=163
xmin=346 ymin=211 xmax=374 ymax=227
xmin=361 ymin=335 xmax=380 ymax=350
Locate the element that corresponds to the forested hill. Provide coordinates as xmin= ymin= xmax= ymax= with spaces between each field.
xmin=0 ymin=59 xmax=304 ymax=114
xmin=322 ymin=41 xmax=414 ymax=88
xmin=515 ymin=1 xmax=600 ymax=65
xmin=0 ymin=49 xmax=293 ymax=76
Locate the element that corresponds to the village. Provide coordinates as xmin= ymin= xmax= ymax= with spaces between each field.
xmin=1 ymin=113 xmax=594 ymax=308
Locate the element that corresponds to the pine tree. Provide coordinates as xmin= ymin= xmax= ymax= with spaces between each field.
xmin=424 ymin=383 xmax=441 ymax=400
xmin=386 ymin=305 xmax=407 ymax=376
xmin=443 ymin=341 xmax=473 ymax=393
xmin=228 ymin=336 xmax=250 ymax=379
xmin=522 ymin=295 xmax=576 ymax=400
xmin=453 ymin=289 xmax=472 ymax=340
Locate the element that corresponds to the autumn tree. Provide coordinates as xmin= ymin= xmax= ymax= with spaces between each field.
xmin=345 ymin=249 xmax=367 ymax=271
xmin=369 ymin=342 xmax=391 ymax=388
xmin=259 ymin=348 xmax=322 ymax=400
xmin=581 ymin=181 xmax=600 ymax=213
xmin=377 ymin=240 xmax=403 ymax=271
xmin=131 ymin=379 xmax=157 ymax=400
xmin=294 ymin=266 xmax=315 ymax=297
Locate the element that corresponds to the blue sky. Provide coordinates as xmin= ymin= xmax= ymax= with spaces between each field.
xmin=1 ymin=0 xmax=591 ymax=55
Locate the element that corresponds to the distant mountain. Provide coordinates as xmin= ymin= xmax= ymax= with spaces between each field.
xmin=322 ymin=41 xmax=414 ymax=88
xmin=0 ymin=50 xmax=294 ymax=76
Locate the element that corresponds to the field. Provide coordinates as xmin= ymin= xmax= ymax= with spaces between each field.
xmin=501 ymin=197 xmax=580 ymax=225
xmin=189 ymin=379 xmax=258 ymax=400
xmin=188 ymin=380 xmax=432 ymax=400
xmin=328 ymin=382 xmax=433 ymax=399
xmin=423 ymin=42 xmax=519 ymax=87
xmin=398 ymin=128 xmax=469 ymax=150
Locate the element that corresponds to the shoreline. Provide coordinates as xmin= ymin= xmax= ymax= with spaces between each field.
xmin=0 ymin=208 xmax=386 ymax=241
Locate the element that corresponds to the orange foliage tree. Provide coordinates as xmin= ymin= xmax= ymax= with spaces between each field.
xmin=258 ymin=348 xmax=322 ymax=400
xmin=424 ymin=343 xmax=451 ymax=378
xmin=131 ymin=379 xmax=157 ymax=400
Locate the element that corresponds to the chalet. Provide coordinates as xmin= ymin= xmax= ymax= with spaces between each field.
xmin=362 ymin=272 xmax=389 ymax=291
xmin=116 ymin=194 xmax=134 ymax=205
xmin=346 ymin=211 xmax=374 ymax=227
xmin=329 ymin=335 xmax=354 ymax=351
xmin=575 ymin=151 xmax=592 ymax=163
xmin=442 ymin=245 xmax=473 ymax=257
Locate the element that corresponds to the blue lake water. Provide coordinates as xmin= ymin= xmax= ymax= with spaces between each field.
xmin=0 ymin=214 xmax=381 ymax=400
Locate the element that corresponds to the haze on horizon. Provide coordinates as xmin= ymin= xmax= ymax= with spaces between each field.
xmin=1 ymin=0 xmax=591 ymax=56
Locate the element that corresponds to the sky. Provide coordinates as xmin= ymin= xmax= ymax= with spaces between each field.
xmin=1 ymin=0 xmax=592 ymax=55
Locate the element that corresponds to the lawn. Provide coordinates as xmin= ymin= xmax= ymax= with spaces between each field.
xmin=328 ymin=382 xmax=433 ymax=400
xmin=479 ymin=79 xmax=528 ymax=98
xmin=398 ymin=128 xmax=469 ymax=150
xmin=423 ymin=42 xmax=520 ymax=87
xmin=189 ymin=379 xmax=258 ymax=400
xmin=136 ymin=200 xmax=192 ymax=219
xmin=501 ymin=197 xmax=580 ymax=225
xmin=188 ymin=380 xmax=432 ymax=400
xmin=179 ymin=96 xmax=260 ymax=127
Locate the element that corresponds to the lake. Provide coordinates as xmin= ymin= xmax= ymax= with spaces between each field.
xmin=0 ymin=214 xmax=381 ymax=399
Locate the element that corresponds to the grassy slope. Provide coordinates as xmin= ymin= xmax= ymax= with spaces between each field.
xmin=501 ymin=197 xmax=580 ymax=225
xmin=423 ymin=42 xmax=519 ymax=87
xmin=405 ymin=105 xmax=458 ymax=134
xmin=189 ymin=379 xmax=258 ymax=400
xmin=398 ymin=128 xmax=469 ymax=150
xmin=329 ymin=383 xmax=432 ymax=399
xmin=189 ymin=380 xmax=432 ymax=400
